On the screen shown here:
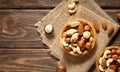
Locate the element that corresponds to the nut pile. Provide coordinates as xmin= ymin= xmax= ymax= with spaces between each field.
xmin=97 ymin=46 xmax=120 ymax=72
xmin=60 ymin=19 xmax=96 ymax=56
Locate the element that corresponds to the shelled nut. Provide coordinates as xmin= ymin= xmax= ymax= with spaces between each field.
xmin=102 ymin=19 xmax=107 ymax=30
xmin=68 ymin=2 xmax=76 ymax=10
xmin=93 ymin=20 xmax=100 ymax=33
xmin=108 ymin=26 xmax=114 ymax=37
xmin=44 ymin=24 xmax=54 ymax=34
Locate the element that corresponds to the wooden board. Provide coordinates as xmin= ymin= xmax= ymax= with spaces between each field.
xmin=0 ymin=0 xmax=119 ymax=72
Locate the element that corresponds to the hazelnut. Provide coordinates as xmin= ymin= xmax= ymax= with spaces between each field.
xmin=44 ymin=24 xmax=53 ymax=34
xmin=84 ymin=25 xmax=90 ymax=31
xmin=109 ymin=64 xmax=118 ymax=71
xmin=56 ymin=62 xmax=66 ymax=72
xmin=111 ymin=49 xmax=117 ymax=54
xmin=65 ymin=38 xmax=70 ymax=43
xmin=78 ymin=40 xmax=85 ymax=48
xmin=85 ymin=42 xmax=92 ymax=50
xmin=64 ymin=46 xmax=72 ymax=51
xmin=112 ymin=54 xmax=119 ymax=61
xmin=107 ymin=54 xmax=112 ymax=59
xmin=83 ymin=31 xmax=91 ymax=39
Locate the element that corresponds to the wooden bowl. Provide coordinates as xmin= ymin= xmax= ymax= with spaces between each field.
xmin=60 ymin=18 xmax=96 ymax=56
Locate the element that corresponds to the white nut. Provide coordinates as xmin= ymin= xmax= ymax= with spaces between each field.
xmin=105 ymin=68 xmax=115 ymax=72
xmin=68 ymin=2 xmax=76 ymax=10
xmin=69 ymin=21 xmax=80 ymax=27
xmin=70 ymin=33 xmax=79 ymax=42
xmin=71 ymin=0 xmax=79 ymax=3
xmin=69 ymin=44 xmax=77 ymax=52
xmin=103 ymin=50 xmax=111 ymax=58
xmin=83 ymin=31 xmax=91 ymax=39
xmin=99 ymin=57 xmax=103 ymax=65
xmin=69 ymin=51 xmax=77 ymax=56
xmin=76 ymin=46 xmax=82 ymax=54
xmin=62 ymin=37 xmax=69 ymax=47
xmin=89 ymin=37 xmax=93 ymax=42
xmin=66 ymin=29 xmax=77 ymax=36
xmin=117 ymin=59 xmax=120 ymax=63
xmin=99 ymin=65 xmax=105 ymax=71
xmin=68 ymin=8 xmax=77 ymax=14
xmin=106 ymin=58 xmax=113 ymax=67
xmin=44 ymin=24 xmax=53 ymax=33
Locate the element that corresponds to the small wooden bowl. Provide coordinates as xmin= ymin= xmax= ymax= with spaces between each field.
xmin=96 ymin=46 xmax=120 ymax=72
xmin=60 ymin=18 xmax=96 ymax=56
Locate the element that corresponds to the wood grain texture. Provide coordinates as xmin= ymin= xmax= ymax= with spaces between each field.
xmin=0 ymin=0 xmax=119 ymax=9
xmin=0 ymin=49 xmax=57 ymax=72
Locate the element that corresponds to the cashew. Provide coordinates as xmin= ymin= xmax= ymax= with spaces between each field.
xmin=99 ymin=65 xmax=105 ymax=71
xmin=62 ymin=37 xmax=69 ymax=47
xmin=66 ymin=29 xmax=77 ymax=36
xmin=68 ymin=8 xmax=77 ymax=14
xmin=103 ymin=50 xmax=111 ymax=58
xmin=69 ymin=21 xmax=80 ymax=27
xmin=70 ymin=33 xmax=79 ymax=42
xmin=105 ymin=68 xmax=115 ymax=72
xmin=69 ymin=51 xmax=77 ymax=56
xmin=68 ymin=1 xmax=76 ymax=10
xmin=99 ymin=57 xmax=103 ymax=65
xmin=106 ymin=58 xmax=113 ymax=66
xmin=76 ymin=46 xmax=82 ymax=54
xmin=83 ymin=31 xmax=91 ymax=39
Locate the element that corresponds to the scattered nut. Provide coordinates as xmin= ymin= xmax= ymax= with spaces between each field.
xmin=44 ymin=24 xmax=54 ymax=34
xmin=108 ymin=26 xmax=114 ymax=37
xmin=69 ymin=21 xmax=80 ymax=27
xmin=102 ymin=59 xmax=107 ymax=69
xmin=93 ymin=20 xmax=100 ymax=33
xmin=66 ymin=29 xmax=77 ymax=36
xmin=112 ymin=54 xmax=119 ymax=61
xmin=64 ymin=46 xmax=72 ymax=51
xmin=117 ymin=59 xmax=120 ymax=63
xmin=68 ymin=2 xmax=76 ymax=10
xmin=85 ymin=42 xmax=92 ymax=50
xmin=70 ymin=33 xmax=79 ymax=43
xmin=77 ymin=23 xmax=84 ymax=35
xmin=83 ymin=31 xmax=91 ymax=39
xmin=56 ymin=62 xmax=66 ymax=72
xmin=84 ymin=25 xmax=90 ymax=31
xmin=102 ymin=19 xmax=107 ymax=30
xmin=117 ymin=13 xmax=120 ymax=21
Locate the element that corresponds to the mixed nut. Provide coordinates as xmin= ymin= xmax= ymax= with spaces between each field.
xmin=96 ymin=46 xmax=120 ymax=72
xmin=60 ymin=19 xmax=96 ymax=56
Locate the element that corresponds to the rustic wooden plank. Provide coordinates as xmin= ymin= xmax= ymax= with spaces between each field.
xmin=0 ymin=10 xmax=119 ymax=48
xmin=0 ymin=10 xmax=49 ymax=48
xmin=0 ymin=0 xmax=119 ymax=9
xmin=0 ymin=49 xmax=57 ymax=72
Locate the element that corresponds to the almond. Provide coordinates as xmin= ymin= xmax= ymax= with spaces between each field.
xmin=93 ymin=20 xmax=100 ymax=33
xmin=102 ymin=59 xmax=106 ymax=69
xmin=78 ymin=40 xmax=85 ymax=48
xmin=102 ymin=19 xmax=107 ymax=30
xmin=111 ymin=48 xmax=117 ymax=54
xmin=108 ymin=26 xmax=114 ymax=37
xmin=64 ymin=46 xmax=72 ymax=51
xmin=77 ymin=23 xmax=84 ymax=35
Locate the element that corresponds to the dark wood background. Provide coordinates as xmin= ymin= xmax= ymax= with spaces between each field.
xmin=0 ymin=0 xmax=119 ymax=72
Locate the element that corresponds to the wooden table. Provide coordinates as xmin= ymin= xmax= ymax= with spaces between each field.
xmin=0 ymin=0 xmax=119 ymax=72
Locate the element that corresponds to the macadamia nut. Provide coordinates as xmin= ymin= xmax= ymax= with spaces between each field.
xmin=44 ymin=24 xmax=53 ymax=34
xmin=83 ymin=31 xmax=91 ymax=39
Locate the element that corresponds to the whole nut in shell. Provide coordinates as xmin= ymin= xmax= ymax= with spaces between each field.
xmin=83 ymin=31 xmax=91 ymax=39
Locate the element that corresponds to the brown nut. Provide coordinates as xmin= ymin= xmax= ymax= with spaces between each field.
xmin=109 ymin=64 xmax=118 ymax=71
xmin=108 ymin=26 xmax=114 ymax=37
xmin=77 ymin=23 xmax=84 ymax=35
xmin=111 ymin=49 xmax=117 ymax=54
xmin=118 ymin=67 xmax=120 ymax=72
xmin=102 ymin=19 xmax=107 ymax=30
xmin=64 ymin=46 xmax=72 ymax=51
xmin=112 ymin=54 xmax=119 ymax=61
xmin=117 ymin=49 xmax=120 ymax=55
xmin=78 ymin=40 xmax=85 ymax=48
xmin=80 ymin=36 xmax=86 ymax=41
xmin=56 ymin=62 xmax=66 ymax=72
xmin=84 ymin=25 xmax=90 ymax=31
xmin=85 ymin=42 xmax=92 ymax=50
xmin=117 ymin=13 xmax=120 ymax=20
xmin=65 ymin=38 xmax=70 ymax=43
xmin=107 ymin=54 xmax=112 ymax=59
xmin=102 ymin=59 xmax=107 ymax=69
xmin=93 ymin=20 xmax=100 ymax=33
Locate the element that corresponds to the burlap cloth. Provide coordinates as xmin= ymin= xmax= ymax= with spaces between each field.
xmin=35 ymin=0 xmax=120 ymax=72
